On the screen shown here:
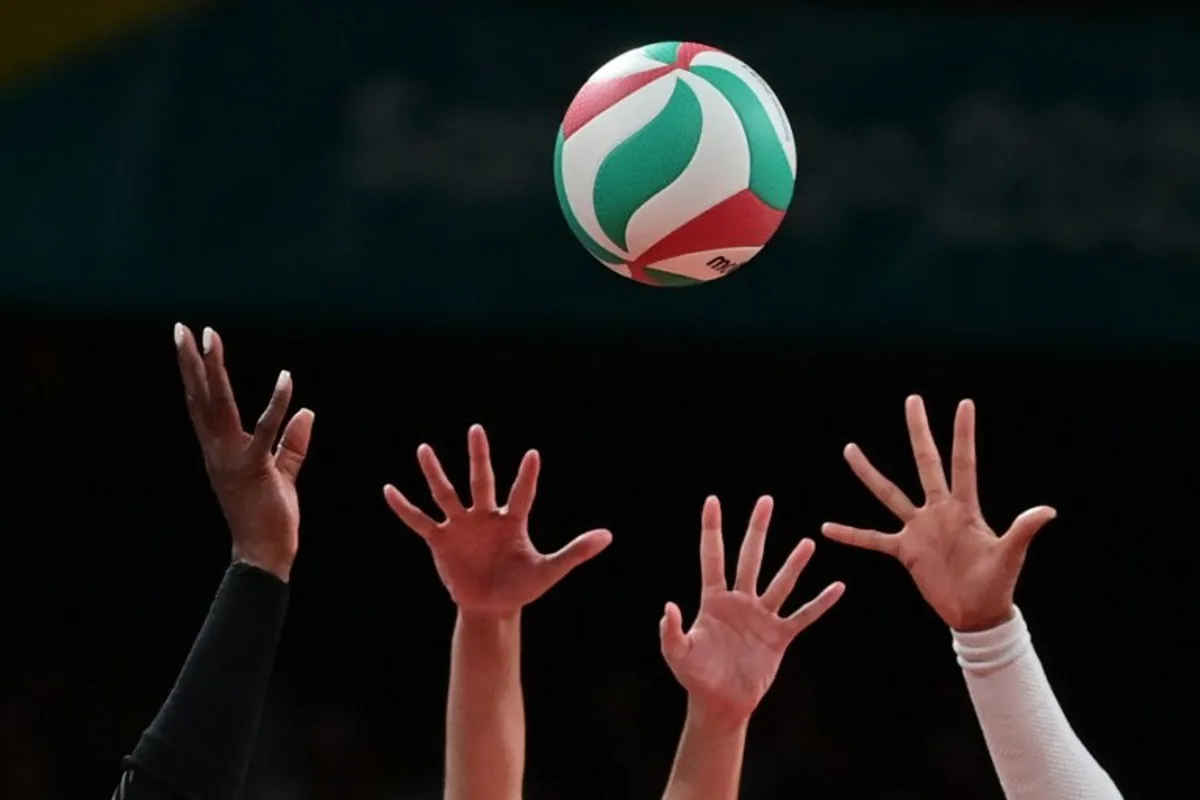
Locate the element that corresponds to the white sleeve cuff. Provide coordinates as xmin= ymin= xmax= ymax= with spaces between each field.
xmin=952 ymin=607 xmax=1032 ymax=675
xmin=950 ymin=605 xmax=1123 ymax=799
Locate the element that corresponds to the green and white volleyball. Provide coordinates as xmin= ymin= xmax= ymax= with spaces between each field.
xmin=554 ymin=42 xmax=796 ymax=287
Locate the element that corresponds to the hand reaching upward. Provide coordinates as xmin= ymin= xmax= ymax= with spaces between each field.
xmin=660 ymin=496 xmax=844 ymax=725
xmin=175 ymin=324 xmax=314 ymax=582
xmin=822 ymin=395 xmax=1056 ymax=631
xmin=384 ymin=425 xmax=612 ymax=618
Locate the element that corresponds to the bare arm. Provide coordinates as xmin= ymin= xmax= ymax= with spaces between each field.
xmin=662 ymin=703 xmax=748 ymax=800
xmin=445 ymin=612 xmax=524 ymax=800
xmin=953 ymin=608 xmax=1122 ymax=800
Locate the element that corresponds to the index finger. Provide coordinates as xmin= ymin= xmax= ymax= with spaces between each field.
xmin=905 ymin=395 xmax=949 ymax=503
xmin=700 ymin=495 xmax=726 ymax=591
xmin=174 ymin=323 xmax=211 ymax=435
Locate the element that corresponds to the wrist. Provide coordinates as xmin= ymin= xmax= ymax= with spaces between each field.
xmin=684 ymin=697 xmax=751 ymax=737
xmin=953 ymin=603 xmax=1016 ymax=633
xmin=952 ymin=605 xmax=1029 ymax=673
xmin=457 ymin=608 xmax=521 ymax=632
xmin=231 ymin=548 xmax=294 ymax=584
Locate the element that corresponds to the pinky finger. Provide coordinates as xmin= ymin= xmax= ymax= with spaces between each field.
xmin=820 ymin=522 xmax=898 ymax=557
xmin=383 ymin=484 xmax=438 ymax=539
xmin=785 ymin=581 xmax=846 ymax=637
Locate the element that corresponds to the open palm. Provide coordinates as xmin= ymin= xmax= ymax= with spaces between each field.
xmin=384 ymin=425 xmax=612 ymax=617
xmin=822 ymin=396 xmax=1056 ymax=631
xmin=661 ymin=496 xmax=844 ymax=722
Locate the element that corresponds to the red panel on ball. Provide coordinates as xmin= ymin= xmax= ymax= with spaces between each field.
xmin=675 ymin=42 xmax=722 ymax=68
xmin=625 ymin=188 xmax=785 ymax=282
xmin=561 ymin=65 xmax=674 ymax=139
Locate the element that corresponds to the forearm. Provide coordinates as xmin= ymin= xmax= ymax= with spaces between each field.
xmin=953 ymin=606 xmax=1122 ymax=800
xmin=445 ymin=610 xmax=524 ymax=800
xmin=119 ymin=561 xmax=288 ymax=799
xmin=662 ymin=702 xmax=749 ymax=800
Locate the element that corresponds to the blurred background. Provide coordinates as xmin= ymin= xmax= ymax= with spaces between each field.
xmin=1 ymin=0 xmax=1196 ymax=797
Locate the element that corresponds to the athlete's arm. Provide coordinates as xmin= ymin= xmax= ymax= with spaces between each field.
xmin=953 ymin=608 xmax=1122 ymax=799
xmin=115 ymin=563 xmax=288 ymax=799
xmin=444 ymin=612 xmax=524 ymax=800
xmin=115 ymin=325 xmax=313 ymax=799
xmin=823 ymin=395 xmax=1122 ymax=800
xmin=663 ymin=705 xmax=749 ymax=800
xmin=660 ymin=496 xmax=843 ymax=800
xmin=384 ymin=425 xmax=611 ymax=800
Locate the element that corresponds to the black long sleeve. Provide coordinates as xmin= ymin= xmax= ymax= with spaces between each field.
xmin=113 ymin=561 xmax=289 ymax=799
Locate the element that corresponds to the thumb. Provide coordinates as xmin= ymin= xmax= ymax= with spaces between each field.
xmin=1002 ymin=505 xmax=1056 ymax=563
xmin=659 ymin=601 xmax=688 ymax=661
xmin=538 ymin=528 xmax=613 ymax=588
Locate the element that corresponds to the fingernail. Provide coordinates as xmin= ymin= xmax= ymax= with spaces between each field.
xmin=201 ymin=327 xmax=214 ymax=355
xmin=173 ymin=323 xmax=184 ymax=348
xmin=276 ymin=370 xmax=291 ymax=391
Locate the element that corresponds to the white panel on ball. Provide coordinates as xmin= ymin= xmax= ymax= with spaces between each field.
xmin=623 ymin=70 xmax=751 ymax=259
xmin=558 ymin=75 xmax=678 ymax=260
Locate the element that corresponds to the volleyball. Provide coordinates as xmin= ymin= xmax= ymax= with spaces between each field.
xmin=554 ymin=42 xmax=796 ymax=287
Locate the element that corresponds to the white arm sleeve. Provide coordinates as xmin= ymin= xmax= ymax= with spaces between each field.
xmin=952 ymin=607 xmax=1122 ymax=800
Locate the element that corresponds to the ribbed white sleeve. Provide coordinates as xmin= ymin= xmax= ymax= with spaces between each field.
xmin=952 ymin=607 xmax=1122 ymax=800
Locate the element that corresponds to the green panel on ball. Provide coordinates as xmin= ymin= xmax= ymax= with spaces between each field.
xmin=592 ymin=78 xmax=703 ymax=252
xmin=645 ymin=268 xmax=703 ymax=287
xmin=553 ymin=127 xmax=625 ymax=266
xmin=690 ymin=65 xmax=794 ymax=212
xmin=641 ymin=41 xmax=681 ymax=65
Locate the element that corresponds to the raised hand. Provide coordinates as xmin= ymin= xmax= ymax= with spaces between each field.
xmin=660 ymin=496 xmax=844 ymax=724
xmin=175 ymin=324 xmax=314 ymax=582
xmin=822 ymin=395 xmax=1056 ymax=631
xmin=384 ymin=424 xmax=612 ymax=618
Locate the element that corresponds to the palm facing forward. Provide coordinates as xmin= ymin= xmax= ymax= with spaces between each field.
xmin=822 ymin=395 xmax=1056 ymax=631
xmin=661 ymin=496 xmax=844 ymax=724
xmin=384 ymin=425 xmax=612 ymax=617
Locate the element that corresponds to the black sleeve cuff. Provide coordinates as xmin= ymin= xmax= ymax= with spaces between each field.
xmin=125 ymin=561 xmax=288 ymax=800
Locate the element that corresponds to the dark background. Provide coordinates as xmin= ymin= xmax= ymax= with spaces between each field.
xmin=2 ymin=1 xmax=1197 ymax=798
